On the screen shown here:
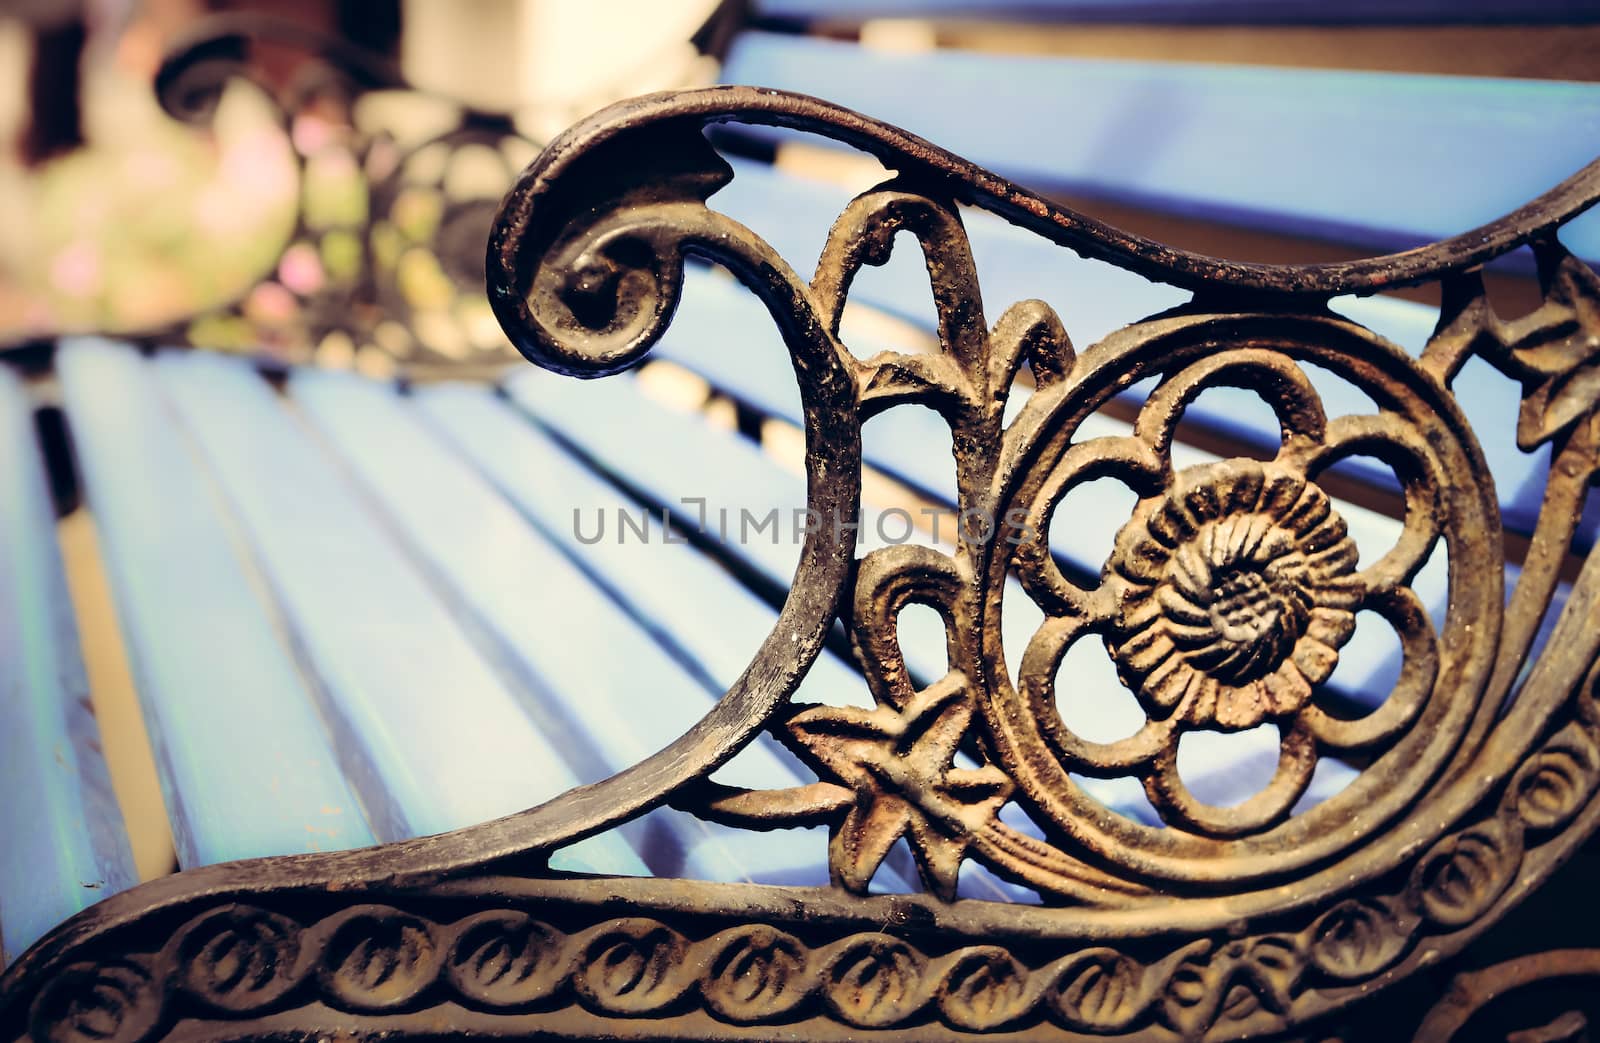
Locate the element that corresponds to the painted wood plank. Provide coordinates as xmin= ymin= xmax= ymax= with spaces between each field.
xmin=411 ymin=382 xmax=940 ymax=895
xmin=502 ymin=365 xmax=811 ymax=596
xmin=494 ymin=363 xmax=971 ymax=682
xmin=150 ymin=350 xmax=644 ymax=878
xmin=288 ymin=367 xmax=851 ymax=886
xmin=53 ymin=338 xmax=377 ymax=871
xmin=754 ymin=0 xmax=1600 ymax=25
xmin=720 ymin=34 xmax=1600 ymax=264
xmin=414 ymin=383 xmax=867 ymax=712
xmin=0 ymin=367 xmax=136 ymax=964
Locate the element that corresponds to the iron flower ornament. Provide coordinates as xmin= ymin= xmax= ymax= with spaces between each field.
xmin=1107 ymin=460 xmax=1363 ymax=731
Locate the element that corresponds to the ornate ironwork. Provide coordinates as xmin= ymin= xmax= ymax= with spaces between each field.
xmin=3 ymin=87 xmax=1599 ymax=1041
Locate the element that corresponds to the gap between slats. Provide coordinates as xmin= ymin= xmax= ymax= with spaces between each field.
xmin=831 ymin=19 xmax=1600 ymax=82
xmin=54 ymin=510 xmax=175 ymax=883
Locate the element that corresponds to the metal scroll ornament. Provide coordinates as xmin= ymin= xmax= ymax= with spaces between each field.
xmin=3 ymin=87 xmax=1599 ymax=1043
xmin=482 ymin=87 xmax=1600 ymax=1021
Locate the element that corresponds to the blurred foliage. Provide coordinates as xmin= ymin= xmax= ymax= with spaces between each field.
xmin=0 ymin=67 xmax=301 ymax=342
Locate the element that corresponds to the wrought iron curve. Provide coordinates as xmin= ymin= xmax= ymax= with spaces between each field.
xmin=1414 ymin=947 xmax=1600 ymax=1040
xmin=487 ymin=87 xmax=1600 ymax=325
xmin=154 ymin=13 xmax=408 ymax=121
xmin=4 ymin=86 xmax=1600 ymax=1042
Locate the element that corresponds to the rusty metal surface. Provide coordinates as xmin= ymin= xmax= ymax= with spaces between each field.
xmin=1415 ymin=949 xmax=1600 ymax=1041
xmin=3 ymin=86 xmax=1599 ymax=1041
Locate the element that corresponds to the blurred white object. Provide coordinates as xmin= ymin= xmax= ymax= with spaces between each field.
xmin=401 ymin=0 xmax=720 ymax=136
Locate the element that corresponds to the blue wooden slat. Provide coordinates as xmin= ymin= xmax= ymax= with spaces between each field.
xmin=287 ymin=368 xmax=846 ymax=886
xmin=417 ymin=381 xmax=1002 ymax=897
xmin=0 ymin=367 xmax=136 ymax=964
xmin=53 ymin=339 xmax=377 ymax=870
xmin=720 ymin=34 xmax=1600 ymax=263
xmin=151 ymin=350 xmax=644 ymax=877
xmin=754 ymin=0 xmax=1600 ymax=25
xmin=495 ymin=362 xmax=974 ymax=684
xmin=414 ymin=383 xmax=936 ymax=892
xmin=415 ymin=383 xmax=869 ymax=710
xmin=503 ymin=366 xmax=812 ymax=596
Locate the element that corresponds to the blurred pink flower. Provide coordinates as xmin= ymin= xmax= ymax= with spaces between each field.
xmin=278 ymin=243 xmax=325 ymax=294
xmin=291 ymin=114 xmax=336 ymax=157
xmin=219 ymin=127 xmax=296 ymax=201
xmin=49 ymin=241 xmax=103 ymax=297
xmin=246 ymin=282 xmax=298 ymax=324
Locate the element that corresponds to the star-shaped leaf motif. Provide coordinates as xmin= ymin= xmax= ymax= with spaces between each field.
xmin=1506 ymin=253 xmax=1600 ymax=450
xmin=786 ymin=676 xmax=1012 ymax=900
xmin=1431 ymin=245 xmax=1600 ymax=450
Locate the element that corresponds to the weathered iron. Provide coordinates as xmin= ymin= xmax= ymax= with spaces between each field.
xmin=1415 ymin=948 xmax=1600 ymax=1040
xmin=2 ymin=86 xmax=1599 ymax=1041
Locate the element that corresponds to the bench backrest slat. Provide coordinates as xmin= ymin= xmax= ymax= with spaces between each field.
xmin=416 ymin=383 xmax=865 ymax=706
xmin=722 ymin=33 xmax=1600 ymax=264
xmin=412 ymin=383 xmax=941 ymax=893
xmin=287 ymin=368 xmax=844 ymax=886
xmin=150 ymin=350 xmax=649 ymax=876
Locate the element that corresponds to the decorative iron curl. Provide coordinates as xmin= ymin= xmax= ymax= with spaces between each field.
xmin=487 ymin=94 xmax=880 ymax=871
xmin=1414 ymin=948 xmax=1600 ymax=1041
xmin=489 ymin=87 xmax=1600 ymax=307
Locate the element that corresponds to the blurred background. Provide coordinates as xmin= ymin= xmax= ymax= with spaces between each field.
xmin=2 ymin=0 xmax=1595 ymax=362
xmin=0 ymin=0 xmax=726 ymax=357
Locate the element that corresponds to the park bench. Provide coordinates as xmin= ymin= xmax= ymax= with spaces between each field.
xmin=3 ymin=2 xmax=1600 ymax=1039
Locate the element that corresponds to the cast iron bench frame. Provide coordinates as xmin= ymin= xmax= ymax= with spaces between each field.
xmin=4 ymin=17 xmax=1600 ymax=1043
